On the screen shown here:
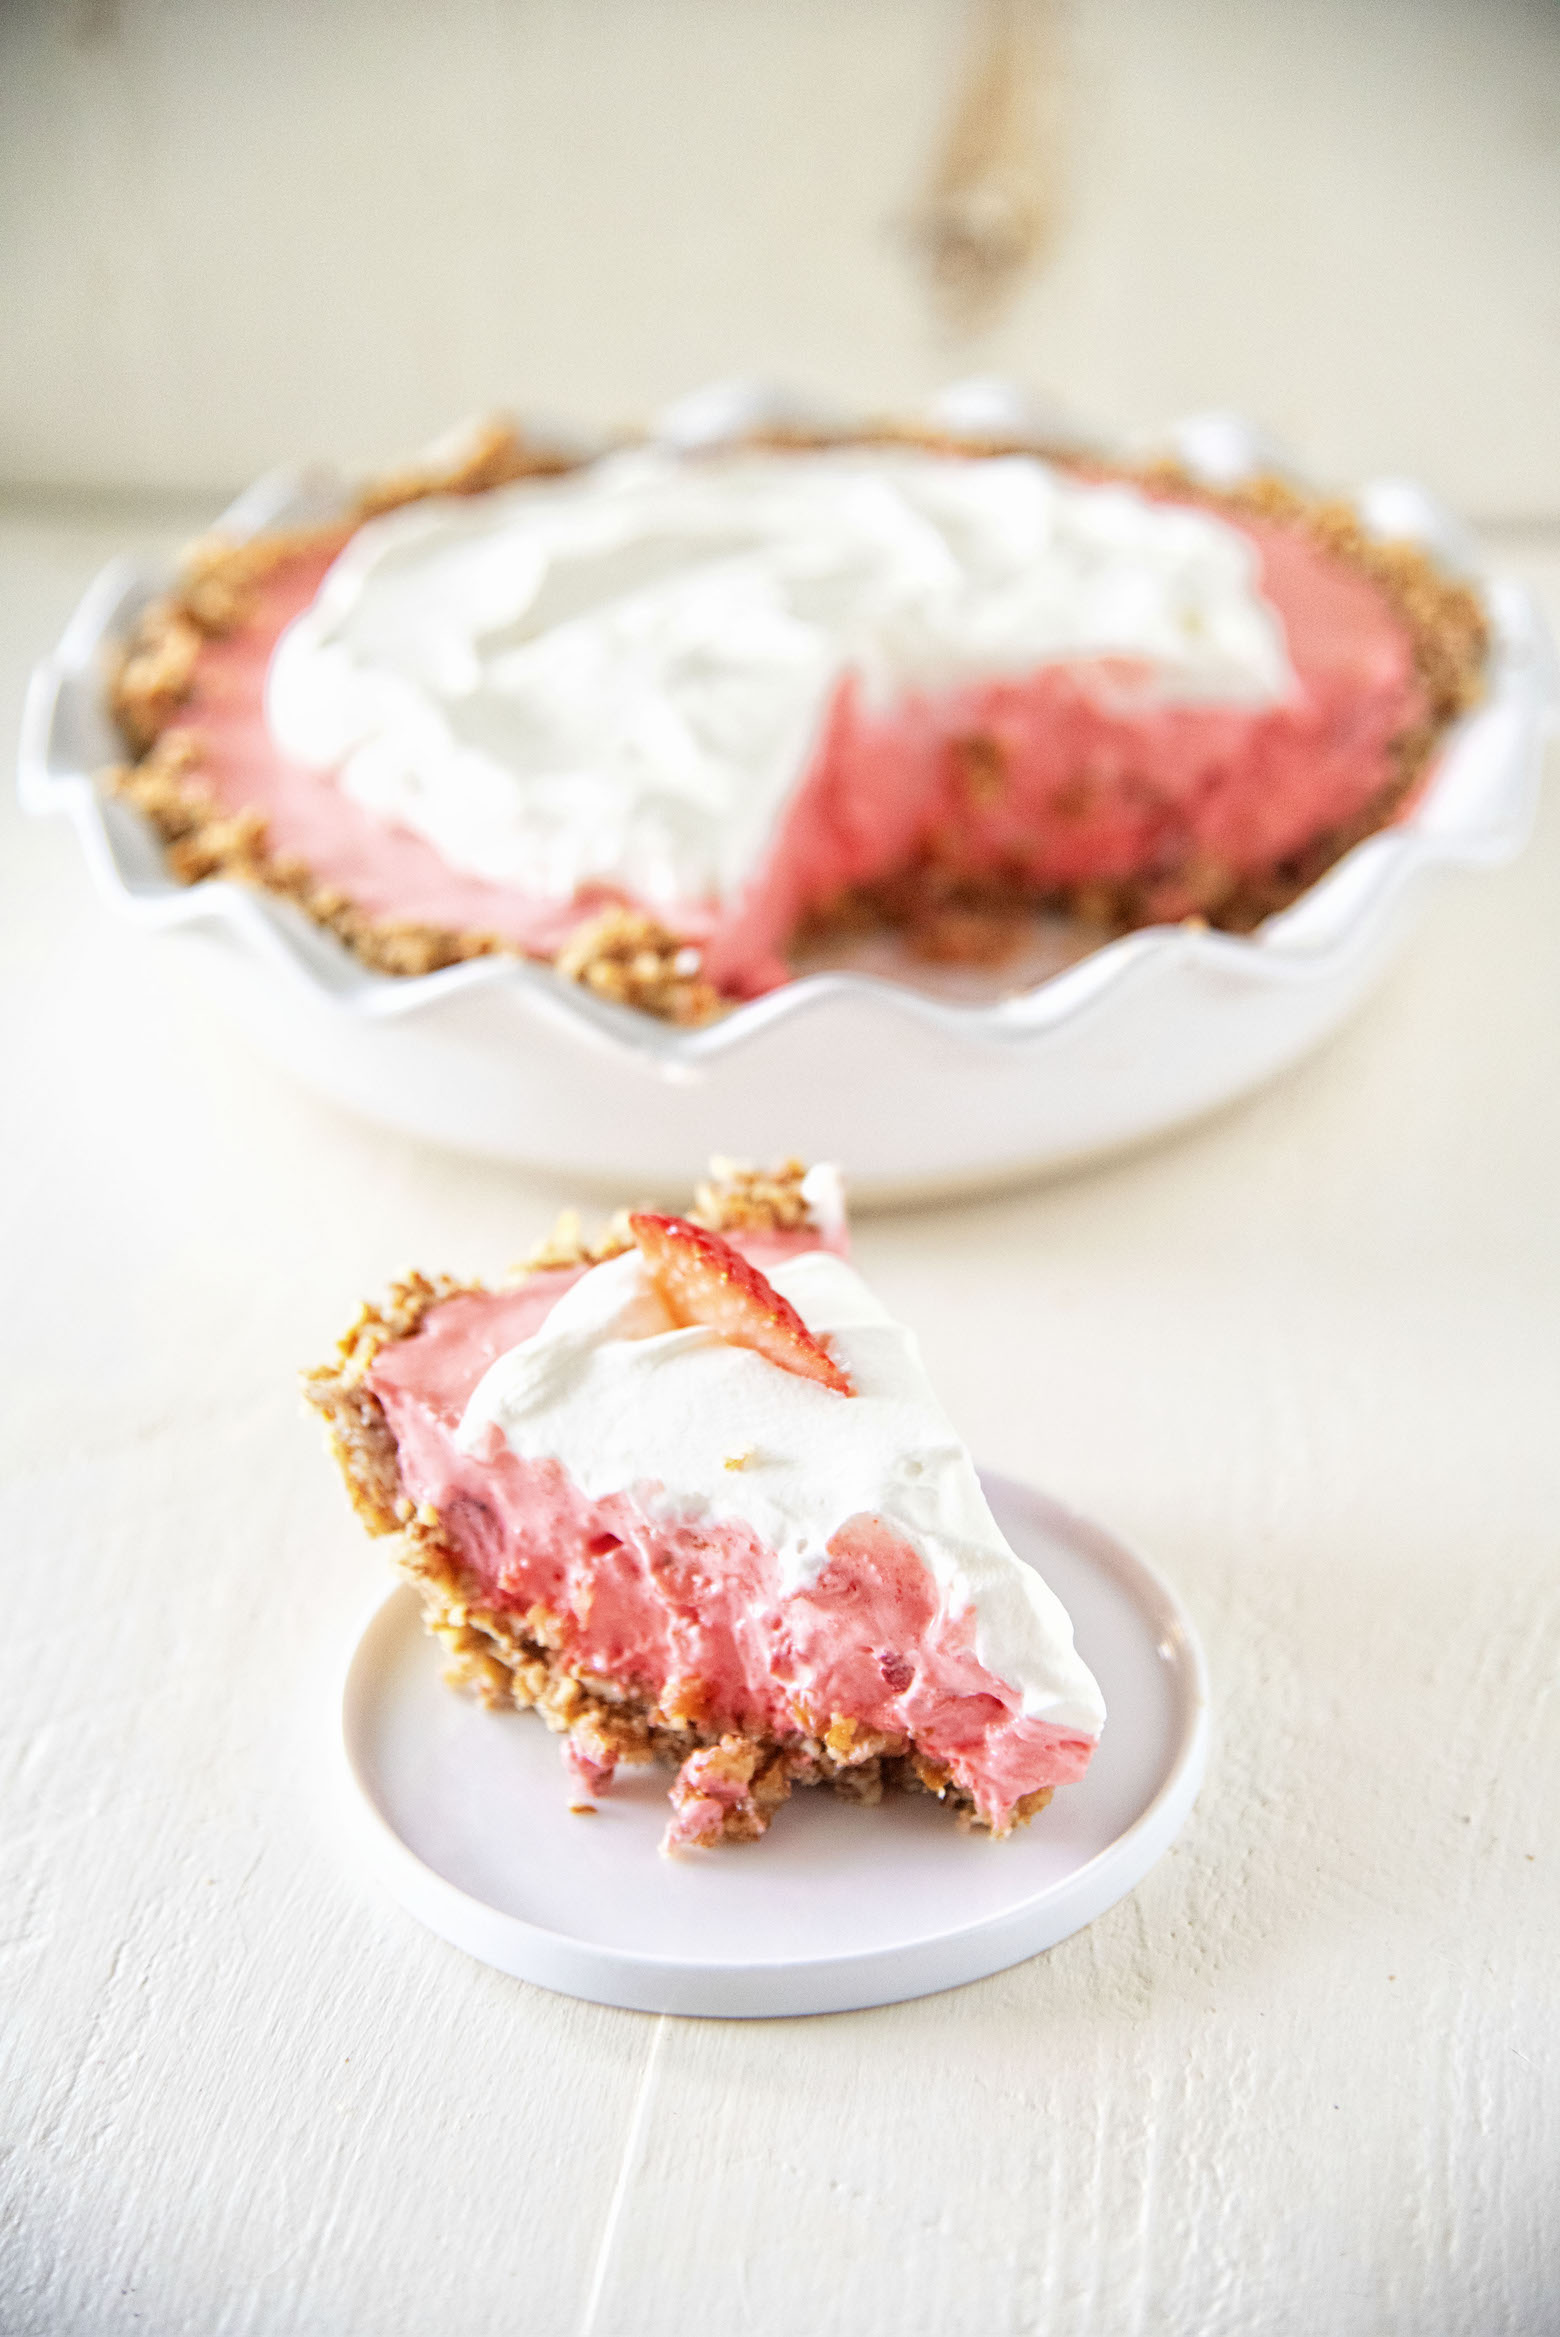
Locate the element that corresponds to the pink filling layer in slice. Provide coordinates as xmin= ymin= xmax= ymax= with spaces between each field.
xmin=174 ymin=492 xmax=1423 ymax=994
xmin=367 ymin=1235 xmax=1096 ymax=1830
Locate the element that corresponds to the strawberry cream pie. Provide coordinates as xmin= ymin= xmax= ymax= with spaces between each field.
xmin=110 ymin=417 xmax=1486 ymax=1020
xmin=305 ymin=1159 xmax=1104 ymax=1850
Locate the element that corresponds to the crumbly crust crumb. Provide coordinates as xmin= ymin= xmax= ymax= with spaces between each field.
xmin=109 ymin=419 xmax=1491 ymax=1011
xmin=110 ymin=605 xmax=206 ymax=757
xmin=507 ymin=1207 xmax=637 ymax=1276
xmin=300 ymin=1270 xmax=478 ymax=1531
xmin=177 ymin=525 xmax=353 ymax=637
xmin=490 ymin=1154 xmax=822 ymax=1279
xmin=553 ymin=905 xmax=724 ymax=1025
xmin=691 ymin=1155 xmax=813 ymax=1236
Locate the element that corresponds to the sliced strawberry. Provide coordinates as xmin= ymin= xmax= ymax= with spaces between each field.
xmin=629 ymin=1213 xmax=855 ymax=1396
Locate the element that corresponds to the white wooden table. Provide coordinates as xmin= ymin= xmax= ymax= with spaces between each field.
xmin=2 ymin=509 xmax=1557 ymax=2335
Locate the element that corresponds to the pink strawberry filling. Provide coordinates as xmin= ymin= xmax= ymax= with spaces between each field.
xmin=170 ymin=493 xmax=1423 ymax=994
xmin=367 ymin=1239 xmax=1096 ymax=1831
xmin=705 ymin=515 xmax=1425 ymax=992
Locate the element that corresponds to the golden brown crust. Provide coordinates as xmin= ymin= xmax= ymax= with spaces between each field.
xmin=354 ymin=413 xmax=579 ymax=520
xmin=300 ymin=1270 xmax=479 ymax=1532
xmin=108 ymin=418 xmax=1490 ymax=1007
xmin=691 ymin=1154 xmax=813 ymax=1237
xmin=175 ymin=524 xmax=356 ymax=639
xmin=553 ymin=905 xmax=725 ymax=1026
xmin=507 ymin=1208 xmax=636 ymax=1277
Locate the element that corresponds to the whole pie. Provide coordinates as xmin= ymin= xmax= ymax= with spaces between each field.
xmin=110 ymin=414 xmax=1488 ymax=1023
xmin=306 ymin=1157 xmax=1105 ymax=1850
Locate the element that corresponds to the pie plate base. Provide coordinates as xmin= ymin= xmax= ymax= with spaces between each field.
xmin=338 ymin=1471 xmax=1209 ymax=2016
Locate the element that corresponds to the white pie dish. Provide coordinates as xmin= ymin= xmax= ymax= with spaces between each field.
xmin=19 ymin=388 xmax=1556 ymax=1199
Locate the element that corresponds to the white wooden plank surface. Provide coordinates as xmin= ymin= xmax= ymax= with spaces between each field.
xmin=2 ymin=512 xmax=1557 ymax=2334
xmin=2 ymin=0 xmax=1558 ymax=517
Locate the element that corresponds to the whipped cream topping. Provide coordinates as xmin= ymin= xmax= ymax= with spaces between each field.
xmin=455 ymin=1243 xmax=1105 ymax=1737
xmin=266 ymin=446 xmax=1294 ymax=912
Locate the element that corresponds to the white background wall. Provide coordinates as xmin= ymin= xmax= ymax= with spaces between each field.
xmin=3 ymin=0 xmax=1558 ymax=514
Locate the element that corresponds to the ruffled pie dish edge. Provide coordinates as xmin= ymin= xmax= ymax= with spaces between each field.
xmin=19 ymin=387 xmax=1557 ymax=1187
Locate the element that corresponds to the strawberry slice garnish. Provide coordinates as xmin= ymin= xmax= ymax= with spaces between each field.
xmin=629 ymin=1213 xmax=854 ymax=1396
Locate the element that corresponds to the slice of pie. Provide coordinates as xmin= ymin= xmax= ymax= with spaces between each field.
xmin=109 ymin=418 xmax=1488 ymax=1017
xmin=305 ymin=1159 xmax=1104 ymax=1850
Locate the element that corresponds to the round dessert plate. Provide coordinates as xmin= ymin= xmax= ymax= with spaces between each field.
xmin=338 ymin=1472 xmax=1209 ymax=2017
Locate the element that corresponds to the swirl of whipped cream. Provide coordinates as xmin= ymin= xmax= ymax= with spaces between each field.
xmin=266 ymin=445 xmax=1294 ymax=912
xmin=456 ymin=1243 xmax=1106 ymax=1736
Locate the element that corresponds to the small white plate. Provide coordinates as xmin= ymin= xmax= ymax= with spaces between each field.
xmin=339 ymin=1473 xmax=1209 ymax=2016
